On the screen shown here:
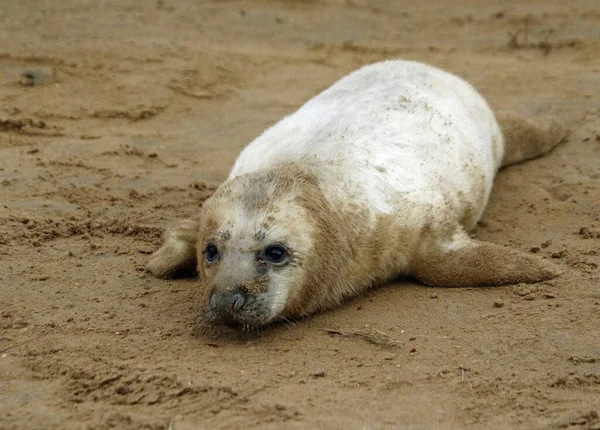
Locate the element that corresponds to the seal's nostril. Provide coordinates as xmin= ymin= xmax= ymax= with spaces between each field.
xmin=230 ymin=291 xmax=246 ymax=314
xmin=210 ymin=287 xmax=248 ymax=315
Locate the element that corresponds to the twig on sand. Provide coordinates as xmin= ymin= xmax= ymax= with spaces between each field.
xmin=324 ymin=328 xmax=403 ymax=348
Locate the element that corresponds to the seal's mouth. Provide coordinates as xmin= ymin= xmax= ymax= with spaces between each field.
xmin=204 ymin=310 xmax=274 ymax=332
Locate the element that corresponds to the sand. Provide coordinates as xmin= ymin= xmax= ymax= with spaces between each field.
xmin=1 ymin=1 xmax=599 ymax=429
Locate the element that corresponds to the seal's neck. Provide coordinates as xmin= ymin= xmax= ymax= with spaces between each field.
xmin=288 ymin=171 xmax=411 ymax=316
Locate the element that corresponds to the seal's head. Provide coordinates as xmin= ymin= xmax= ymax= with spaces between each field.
xmin=197 ymin=164 xmax=331 ymax=330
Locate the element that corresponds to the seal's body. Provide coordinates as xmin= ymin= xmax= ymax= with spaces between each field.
xmin=231 ymin=60 xmax=501 ymax=231
xmin=148 ymin=60 xmax=565 ymax=329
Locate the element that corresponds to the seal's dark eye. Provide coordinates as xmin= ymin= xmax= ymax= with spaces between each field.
xmin=205 ymin=244 xmax=219 ymax=263
xmin=264 ymin=244 xmax=289 ymax=264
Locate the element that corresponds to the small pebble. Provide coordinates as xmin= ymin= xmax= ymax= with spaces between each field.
xmin=19 ymin=67 xmax=54 ymax=86
xmin=494 ymin=301 xmax=504 ymax=308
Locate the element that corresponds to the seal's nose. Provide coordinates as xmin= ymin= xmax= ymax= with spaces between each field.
xmin=230 ymin=289 xmax=246 ymax=313
xmin=210 ymin=286 xmax=247 ymax=315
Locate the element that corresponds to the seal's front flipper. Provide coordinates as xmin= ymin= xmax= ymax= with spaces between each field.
xmin=412 ymin=231 xmax=560 ymax=287
xmin=147 ymin=218 xmax=199 ymax=278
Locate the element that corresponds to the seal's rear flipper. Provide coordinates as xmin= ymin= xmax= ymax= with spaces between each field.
xmin=147 ymin=218 xmax=199 ymax=278
xmin=497 ymin=111 xmax=568 ymax=168
xmin=412 ymin=231 xmax=560 ymax=287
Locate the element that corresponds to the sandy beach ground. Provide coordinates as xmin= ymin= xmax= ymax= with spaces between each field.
xmin=1 ymin=1 xmax=599 ymax=429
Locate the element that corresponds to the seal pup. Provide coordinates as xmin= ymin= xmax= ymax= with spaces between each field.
xmin=147 ymin=59 xmax=566 ymax=329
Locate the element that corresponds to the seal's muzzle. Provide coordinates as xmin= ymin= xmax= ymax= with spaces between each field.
xmin=209 ymin=286 xmax=248 ymax=316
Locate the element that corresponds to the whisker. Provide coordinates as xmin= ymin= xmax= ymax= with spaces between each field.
xmin=277 ymin=315 xmax=297 ymax=327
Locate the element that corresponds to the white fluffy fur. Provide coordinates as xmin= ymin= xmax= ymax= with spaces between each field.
xmin=230 ymin=60 xmax=503 ymax=233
